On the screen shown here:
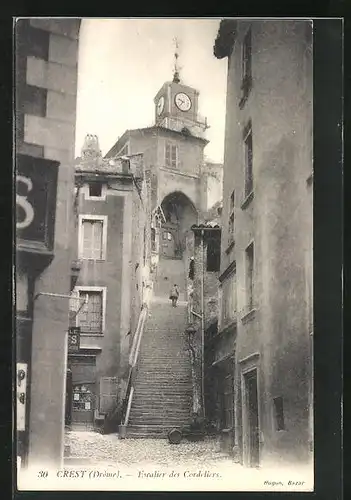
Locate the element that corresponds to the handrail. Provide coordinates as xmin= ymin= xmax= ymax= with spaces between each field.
xmin=120 ymin=284 xmax=152 ymax=427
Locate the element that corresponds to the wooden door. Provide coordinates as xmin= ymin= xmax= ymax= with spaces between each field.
xmin=244 ymin=369 xmax=260 ymax=467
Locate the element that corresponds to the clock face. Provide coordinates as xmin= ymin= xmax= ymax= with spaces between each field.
xmin=174 ymin=92 xmax=192 ymax=112
xmin=157 ymin=96 xmax=165 ymax=115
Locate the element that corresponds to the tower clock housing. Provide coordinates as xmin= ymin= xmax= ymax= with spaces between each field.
xmin=154 ymin=80 xmax=207 ymax=139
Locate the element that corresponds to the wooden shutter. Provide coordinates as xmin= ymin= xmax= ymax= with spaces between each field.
xmin=99 ymin=377 xmax=118 ymax=414
xmin=92 ymin=220 xmax=103 ymax=259
xmin=171 ymin=145 xmax=177 ymax=168
xmin=82 ymin=219 xmax=93 ymax=258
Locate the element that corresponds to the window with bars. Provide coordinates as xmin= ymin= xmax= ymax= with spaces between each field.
xmin=245 ymin=242 xmax=254 ymax=310
xmin=79 ymin=216 xmax=107 ymax=260
xmin=77 ymin=290 xmax=104 ymax=333
xmin=243 ymin=123 xmax=253 ymax=197
xmin=165 ymin=143 xmax=178 ymax=169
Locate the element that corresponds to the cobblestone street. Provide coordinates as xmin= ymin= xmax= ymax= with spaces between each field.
xmin=65 ymin=430 xmax=233 ymax=468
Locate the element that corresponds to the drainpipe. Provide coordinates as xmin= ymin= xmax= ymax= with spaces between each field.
xmin=201 ymin=229 xmax=205 ymax=419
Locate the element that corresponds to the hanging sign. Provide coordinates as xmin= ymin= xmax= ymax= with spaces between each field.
xmin=68 ymin=326 xmax=81 ymax=352
xmin=16 ymin=154 xmax=59 ymax=254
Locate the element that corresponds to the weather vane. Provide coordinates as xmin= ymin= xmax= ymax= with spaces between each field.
xmin=172 ymin=37 xmax=182 ymax=83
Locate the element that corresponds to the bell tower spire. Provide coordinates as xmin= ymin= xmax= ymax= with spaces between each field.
xmin=153 ymin=37 xmax=209 ymax=138
xmin=172 ymin=37 xmax=181 ymax=84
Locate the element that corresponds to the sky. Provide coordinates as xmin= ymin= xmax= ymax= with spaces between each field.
xmin=75 ymin=19 xmax=228 ymax=163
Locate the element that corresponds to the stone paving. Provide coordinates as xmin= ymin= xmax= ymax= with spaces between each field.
xmin=65 ymin=430 xmax=233 ymax=468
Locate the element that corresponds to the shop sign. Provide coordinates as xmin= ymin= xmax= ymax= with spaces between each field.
xmin=16 ymin=154 xmax=59 ymax=254
xmin=68 ymin=327 xmax=80 ymax=352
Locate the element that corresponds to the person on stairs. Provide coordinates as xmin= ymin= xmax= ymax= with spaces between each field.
xmin=169 ymin=284 xmax=180 ymax=307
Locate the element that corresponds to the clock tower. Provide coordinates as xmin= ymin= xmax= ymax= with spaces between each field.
xmin=154 ymin=41 xmax=208 ymax=139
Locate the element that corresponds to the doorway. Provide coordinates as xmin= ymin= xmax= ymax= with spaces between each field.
xmin=243 ymin=369 xmax=260 ymax=467
xmin=68 ymin=355 xmax=96 ymax=430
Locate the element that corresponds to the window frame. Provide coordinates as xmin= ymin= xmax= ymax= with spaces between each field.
xmin=78 ymin=214 xmax=108 ymax=260
xmin=84 ymin=182 xmax=107 ymax=201
xmin=228 ymin=190 xmax=235 ymax=245
xmin=245 ymin=241 xmax=254 ymax=311
xmin=243 ymin=121 xmax=254 ymax=200
xmin=240 ymin=26 xmax=253 ymax=107
xmin=221 ymin=269 xmax=237 ymax=325
xmin=165 ymin=142 xmax=178 ymax=169
xmin=74 ymin=286 xmax=107 ymax=334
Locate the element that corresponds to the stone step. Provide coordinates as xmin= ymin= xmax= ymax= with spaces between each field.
xmin=131 ymin=405 xmax=191 ymax=412
xmin=129 ymin=420 xmax=190 ymax=426
xmin=129 ymin=414 xmax=191 ymax=422
xmin=126 ymin=424 xmax=181 ymax=437
xmin=135 ymin=375 xmax=191 ymax=380
xmin=133 ymin=386 xmax=192 ymax=392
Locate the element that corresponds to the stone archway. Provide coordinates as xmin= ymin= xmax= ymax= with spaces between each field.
xmin=160 ymin=191 xmax=197 ymax=260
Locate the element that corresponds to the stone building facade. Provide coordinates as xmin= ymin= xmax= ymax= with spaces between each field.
xmin=214 ymin=19 xmax=313 ymax=468
xmin=105 ymin=76 xmax=223 ymax=270
xmin=66 ymin=135 xmax=151 ymax=432
xmin=15 ymin=18 xmax=81 ymax=472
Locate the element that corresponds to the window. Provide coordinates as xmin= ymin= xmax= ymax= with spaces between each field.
xmin=77 ymin=289 xmax=105 ymax=333
xmin=273 ymin=396 xmax=285 ymax=431
xmin=206 ymin=233 xmax=221 ymax=272
xmin=228 ymin=190 xmax=235 ymax=245
xmin=163 ymin=231 xmax=172 ymax=241
xmin=79 ymin=215 xmax=107 ymax=260
xmin=89 ymin=182 xmax=102 ymax=198
xmin=243 ymin=122 xmax=253 ymax=197
xmin=85 ymin=182 xmax=106 ymax=200
xmin=241 ymin=27 xmax=252 ymax=104
xmin=222 ymin=271 xmax=237 ymax=324
xmin=245 ymin=242 xmax=254 ymax=310
xmin=165 ymin=143 xmax=178 ymax=169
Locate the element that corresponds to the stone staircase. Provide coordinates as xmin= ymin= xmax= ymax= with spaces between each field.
xmin=153 ymin=257 xmax=187 ymax=301
xmin=126 ymin=258 xmax=192 ymax=438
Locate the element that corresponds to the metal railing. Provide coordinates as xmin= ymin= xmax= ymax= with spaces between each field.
xmin=120 ymin=284 xmax=152 ymax=428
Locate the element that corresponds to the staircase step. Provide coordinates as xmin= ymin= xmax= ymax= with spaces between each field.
xmin=129 ymin=261 xmax=192 ymax=437
xmin=126 ymin=424 xmax=180 ymax=437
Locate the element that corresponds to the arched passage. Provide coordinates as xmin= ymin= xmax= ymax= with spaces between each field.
xmin=160 ymin=191 xmax=197 ymax=259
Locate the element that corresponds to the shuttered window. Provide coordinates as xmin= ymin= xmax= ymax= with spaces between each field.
xmin=79 ymin=215 xmax=107 ymax=260
xmin=165 ymin=143 xmax=178 ymax=169
xmin=82 ymin=220 xmax=103 ymax=259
